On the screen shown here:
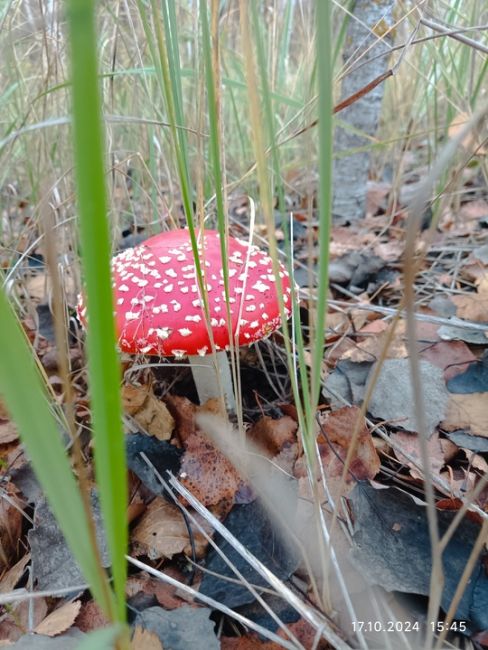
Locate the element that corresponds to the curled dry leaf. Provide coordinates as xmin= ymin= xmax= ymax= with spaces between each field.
xmin=122 ymin=384 xmax=174 ymax=440
xmin=34 ymin=600 xmax=82 ymax=637
xmin=179 ymin=432 xmax=240 ymax=507
xmin=247 ymin=415 xmax=297 ymax=456
xmin=132 ymin=497 xmax=212 ymax=560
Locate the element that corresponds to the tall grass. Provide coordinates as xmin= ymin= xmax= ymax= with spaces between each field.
xmin=66 ymin=0 xmax=127 ymax=627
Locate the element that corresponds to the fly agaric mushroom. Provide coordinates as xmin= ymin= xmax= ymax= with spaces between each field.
xmin=77 ymin=229 xmax=293 ymax=411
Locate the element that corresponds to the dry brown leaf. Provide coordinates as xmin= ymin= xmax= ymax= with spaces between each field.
xmin=448 ymin=111 xmax=487 ymax=155
xmin=166 ymin=395 xmax=196 ymax=443
xmin=123 ymin=385 xmax=174 ymax=440
xmin=131 ymin=626 xmax=163 ymax=650
xmin=165 ymin=396 xmax=224 ymax=444
xmin=34 ymin=600 xmax=81 ymax=637
xmin=341 ymin=319 xmax=408 ymax=362
xmin=0 ymin=597 xmax=47 ymax=643
xmin=132 ymin=497 xmax=211 ymax=560
xmin=126 ymin=569 xmax=190 ymax=610
xmin=75 ymin=600 xmax=110 ymax=633
xmin=0 ymin=483 xmax=24 ymax=572
xmin=179 ymin=432 xmax=240 ymax=506
xmin=247 ymin=416 xmax=297 ymax=456
xmin=277 ymin=618 xmax=330 ymax=650
xmin=442 ymin=393 xmax=488 ymax=437
xmin=419 ymin=340 xmax=477 ymax=381
xmin=302 ymin=406 xmax=380 ymax=501
xmin=0 ymin=554 xmax=30 ymax=594
xmin=0 ymin=421 xmax=18 ymax=445
xmin=451 ymin=294 xmax=488 ymax=324
xmin=390 ymin=430 xmax=446 ymax=480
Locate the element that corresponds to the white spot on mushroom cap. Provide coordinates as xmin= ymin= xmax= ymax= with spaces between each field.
xmin=197 ymin=346 xmax=208 ymax=356
xmin=252 ymin=280 xmax=269 ymax=293
xmin=178 ymin=328 xmax=192 ymax=336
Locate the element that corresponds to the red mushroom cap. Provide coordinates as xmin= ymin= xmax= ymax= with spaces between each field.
xmin=77 ymin=229 xmax=294 ymax=357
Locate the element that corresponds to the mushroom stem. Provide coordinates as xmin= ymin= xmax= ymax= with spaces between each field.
xmin=188 ymin=351 xmax=236 ymax=413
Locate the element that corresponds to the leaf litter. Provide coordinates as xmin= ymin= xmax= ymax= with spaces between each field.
xmin=3 ymin=119 xmax=488 ymax=650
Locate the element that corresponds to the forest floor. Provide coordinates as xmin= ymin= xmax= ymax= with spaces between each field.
xmin=1 ymin=149 xmax=488 ymax=649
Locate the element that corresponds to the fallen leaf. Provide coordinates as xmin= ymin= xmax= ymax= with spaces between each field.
xmin=312 ymin=406 xmax=380 ymax=500
xmin=74 ymin=600 xmax=109 ymax=633
xmin=165 ymin=395 xmax=197 ymax=443
xmin=442 ymin=393 xmax=488 ymax=437
xmin=419 ymin=340 xmax=477 ymax=381
xmin=126 ymin=568 xmax=190 ymax=610
xmin=132 ymin=497 xmax=211 ymax=559
xmin=247 ymin=416 xmax=297 ymax=456
xmin=179 ymin=432 xmax=241 ymax=507
xmin=34 ymin=601 xmax=81 ymax=637
xmin=341 ymin=319 xmax=408 ymax=362
xmin=123 ymin=385 xmax=174 ymax=440
xmin=0 ymin=554 xmax=30 ymax=594
xmin=390 ymin=430 xmax=446 ymax=480
xmin=0 ymin=597 xmax=48 ymax=643
xmin=131 ymin=626 xmax=163 ymax=650
xmin=0 ymin=482 xmax=24 ymax=572
xmin=0 ymin=420 xmax=18 ymax=445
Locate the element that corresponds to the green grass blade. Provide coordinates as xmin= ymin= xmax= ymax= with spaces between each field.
xmin=66 ymin=0 xmax=127 ymax=622
xmin=312 ymin=0 xmax=333 ymax=409
xmin=0 ymin=287 xmax=114 ymax=616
